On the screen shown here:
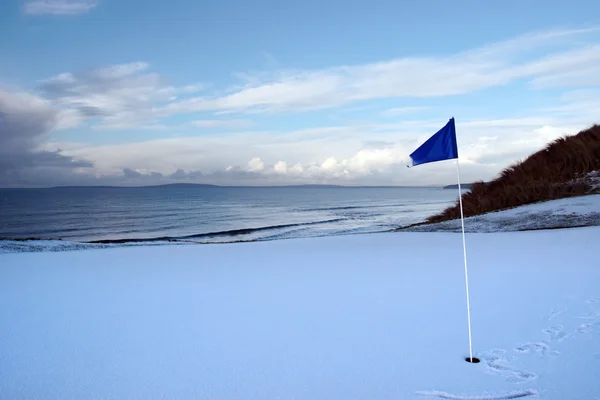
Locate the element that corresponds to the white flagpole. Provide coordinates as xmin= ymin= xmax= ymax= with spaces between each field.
xmin=456 ymin=158 xmax=474 ymax=362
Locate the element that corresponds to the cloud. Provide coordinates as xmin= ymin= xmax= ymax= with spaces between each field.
xmin=380 ymin=107 xmax=429 ymax=117
xmin=23 ymin=0 xmax=98 ymax=15
xmin=273 ymin=161 xmax=288 ymax=174
xmin=38 ymin=62 xmax=206 ymax=130
xmin=25 ymin=27 xmax=600 ymax=134
xmin=39 ymin=62 xmax=164 ymax=128
xmin=51 ymin=112 xmax=596 ymax=188
xmin=158 ymin=27 xmax=600 ymax=115
xmin=543 ymin=89 xmax=600 ymax=118
xmin=0 ymin=89 xmax=93 ymax=187
xmin=2 ymin=28 xmax=600 ymax=187
xmin=192 ymin=119 xmax=254 ymax=129
xmin=247 ymin=157 xmax=265 ymax=172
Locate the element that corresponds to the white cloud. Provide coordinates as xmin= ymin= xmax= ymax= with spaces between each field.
xmin=157 ymin=27 xmax=600 ymax=115
xmin=178 ymin=84 xmax=205 ymax=94
xmin=192 ymin=119 xmax=254 ymax=129
xmin=381 ymin=107 xmax=429 ymax=117
xmin=273 ymin=161 xmax=288 ymax=174
xmin=530 ymin=65 xmax=600 ymax=89
xmin=91 ymin=62 xmax=150 ymax=79
xmin=26 ymin=27 xmax=600 ymax=133
xmin=24 ymin=0 xmax=98 ymax=15
xmin=247 ymin=157 xmax=265 ymax=172
xmin=55 ymin=108 xmax=84 ymax=130
xmin=521 ymin=44 xmax=600 ymax=88
xmin=55 ymin=113 xmax=597 ymax=187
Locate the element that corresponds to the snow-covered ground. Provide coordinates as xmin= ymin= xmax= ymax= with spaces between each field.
xmin=1 ymin=225 xmax=599 ymax=399
xmin=400 ymin=194 xmax=600 ymax=233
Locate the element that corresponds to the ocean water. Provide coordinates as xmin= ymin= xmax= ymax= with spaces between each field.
xmin=0 ymin=186 xmax=459 ymax=245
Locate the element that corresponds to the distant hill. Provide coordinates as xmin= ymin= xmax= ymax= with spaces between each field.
xmin=47 ymin=183 xmax=221 ymax=189
xmin=42 ymin=183 xmax=356 ymax=190
xmin=15 ymin=183 xmax=476 ymax=191
xmin=442 ymin=183 xmax=475 ymax=189
xmin=147 ymin=183 xmax=220 ymax=189
xmin=42 ymin=183 xmax=418 ymax=189
xmin=425 ymin=124 xmax=600 ymax=224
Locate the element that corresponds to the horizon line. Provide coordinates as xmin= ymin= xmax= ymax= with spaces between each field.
xmin=0 ymin=182 xmax=476 ymax=190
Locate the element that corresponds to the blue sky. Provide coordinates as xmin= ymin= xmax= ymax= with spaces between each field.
xmin=1 ymin=0 xmax=600 ymax=187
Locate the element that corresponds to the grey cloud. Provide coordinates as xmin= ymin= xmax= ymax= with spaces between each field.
xmin=170 ymin=169 xmax=188 ymax=180
xmin=0 ymin=151 xmax=92 ymax=170
xmin=166 ymin=167 xmax=261 ymax=183
xmin=0 ymin=89 xmax=94 ymax=187
xmin=208 ymin=167 xmax=264 ymax=182
xmin=120 ymin=168 xmax=166 ymax=181
xmin=84 ymin=167 xmax=263 ymax=186
xmin=77 ymin=105 xmax=112 ymax=117
xmin=38 ymin=65 xmax=162 ymax=123
xmin=122 ymin=168 xmax=142 ymax=179
xmin=24 ymin=0 xmax=98 ymax=16
xmin=173 ymin=170 xmax=205 ymax=180
xmin=36 ymin=63 xmax=207 ymax=130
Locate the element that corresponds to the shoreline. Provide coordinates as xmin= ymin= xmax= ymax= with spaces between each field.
xmin=3 ymin=194 xmax=600 ymax=254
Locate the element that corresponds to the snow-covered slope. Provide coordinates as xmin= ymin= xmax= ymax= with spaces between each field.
xmin=401 ymin=194 xmax=600 ymax=233
xmin=1 ymin=226 xmax=599 ymax=399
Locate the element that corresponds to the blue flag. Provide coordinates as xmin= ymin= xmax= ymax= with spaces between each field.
xmin=408 ymin=117 xmax=458 ymax=167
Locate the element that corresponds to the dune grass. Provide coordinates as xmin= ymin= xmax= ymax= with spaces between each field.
xmin=426 ymin=124 xmax=600 ymax=224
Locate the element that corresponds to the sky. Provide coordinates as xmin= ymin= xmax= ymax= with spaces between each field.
xmin=1 ymin=0 xmax=600 ymax=187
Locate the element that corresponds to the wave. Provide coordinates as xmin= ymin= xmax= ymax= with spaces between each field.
xmin=307 ymin=204 xmax=408 ymax=212
xmin=309 ymin=206 xmax=364 ymax=211
xmin=87 ymin=218 xmax=346 ymax=244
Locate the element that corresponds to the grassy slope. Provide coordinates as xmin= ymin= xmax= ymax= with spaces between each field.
xmin=426 ymin=124 xmax=600 ymax=224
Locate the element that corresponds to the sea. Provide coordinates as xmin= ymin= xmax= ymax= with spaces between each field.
xmin=0 ymin=185 xmax=460 ymax=247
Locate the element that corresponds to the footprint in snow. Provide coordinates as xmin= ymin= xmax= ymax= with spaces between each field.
xmin=577 ymin=311 xmax=600 ymax=321
xmin=415 ymin=389 xmax=538 ymax=400
xmin=577 ymin=322 xmax=600 ymax=334
xmin=547 ymin=307 xmax=565 ymax=321
xmin=575 ymin=308 xmax=600 ymax=336
xmin=514 ymin=341 xmax=559 ymax=357
xmin=479 ymin=349 xmax=538 ymax=383
xmin=542 ymin=325 xmax=569 ymax=342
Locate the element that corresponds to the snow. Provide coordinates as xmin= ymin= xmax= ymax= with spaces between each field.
xmin=1 ymin=224 xmax=599 ymax=399
xmin=585 ymin=170 xmax=600 ymax=192
xmin=570 ymin=170 xmax=600 ymax=193
xmin=402 ymin=194 xmax=600 ymax=233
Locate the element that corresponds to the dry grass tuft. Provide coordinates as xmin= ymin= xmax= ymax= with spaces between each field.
xmin=426 ymin=124 xmax=600 ymax=224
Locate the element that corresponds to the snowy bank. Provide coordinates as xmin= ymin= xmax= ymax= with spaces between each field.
xmin=1 ymin=226 xmax=599 ymax=399
xmin=399 ymin=194 xmax=600 ymax=233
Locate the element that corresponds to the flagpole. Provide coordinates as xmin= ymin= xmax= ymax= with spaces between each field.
xmin=456 ymin=158 xmax=474 ymax=362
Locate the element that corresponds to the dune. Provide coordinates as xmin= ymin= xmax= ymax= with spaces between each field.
xmin=428 ymin=124 xmax=600 ymax=224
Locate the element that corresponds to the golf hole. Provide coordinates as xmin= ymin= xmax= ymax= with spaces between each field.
xmin=465 ymin=357 xmax=480 ymax=363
